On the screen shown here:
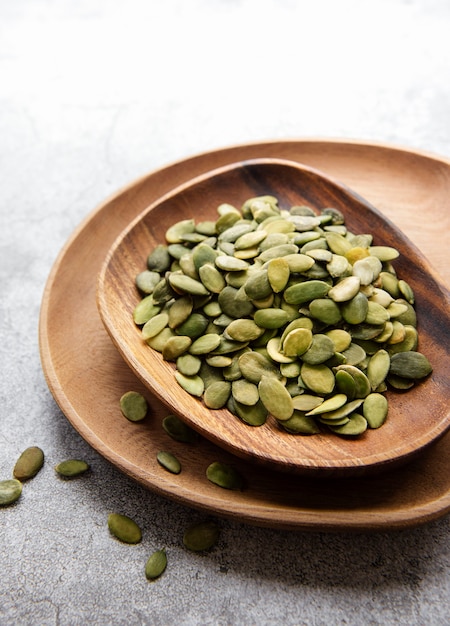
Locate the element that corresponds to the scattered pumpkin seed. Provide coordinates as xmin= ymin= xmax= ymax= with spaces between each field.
xmin=183 ymin=521 xmax=220 ymax=552
xmin=206 ymin=461 xmax=244 ymax=490
xmin=162 ymin=414 xmax=198 ymax=443
xmin=145 ymin=549 xmax=167 ymax=581
xmin=108 ymin=513 xmax=142 ymax=544
xmin=13 ymin=446 xmax=44 ymax=481
xmin=0 ymin=479 xmax=22 ymax=506
xmin=120 ymin=391 xmax=148 ymax=422
xmin=55 ymin=459 xmax=90 ymax=477
xmin=157 ymin=451 xmax=181 ymax=474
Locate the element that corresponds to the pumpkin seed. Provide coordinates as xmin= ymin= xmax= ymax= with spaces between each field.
xmin=389 ymin=351 xmax=433 ymax=379
xmin=328 ymin=413 xmax=368 ymax=436
xmin=231 ymin=379 xmax=259 ymax=406
xmin=363 ymin=393 xmax=388 ymax=428
xmin=157 ymin=451 xmax=181 ymax=474
xmin=120 ymin=391 xmax=148 ymax=422
xmin=0 ymin=479 xmax=22 ymax=506
xmin=142 ymin=312 xmax=169 ymax=340
xmin=162 ymin=414 xmax=198 ymax=443
xmin=175 ymin=372 xmax=204 ymax=396
xmin=183 ymin=521 xmax=220 ymax=552
xmin=206 ymin=461 xmax=244 ymax=490
xmin=258 ymin=376 xmax=293 ymax=421
xmin=204 ymin=381 xmax=232 ymax=409
xmin=13 ymin=446 xmax=44 ymax=481
xmin=306 ymin=393 xmax=347 ymax=416
xmin=108 ymin=513 xmax=142 ymax=544
xmin=280 ymin=411 xmax=322 ymax=434
xmin=145 ymin=549 xmax=167 ymax=581
xmin=55 ymin=459 xmax=90 ymax=477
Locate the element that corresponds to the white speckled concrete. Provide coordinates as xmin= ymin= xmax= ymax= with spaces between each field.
xmin=1 ymin=1 xmax=449 ymax=624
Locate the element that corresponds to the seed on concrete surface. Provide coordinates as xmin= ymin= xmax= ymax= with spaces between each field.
xmin=0 ymin=479 xmax=22 ymax=506
xmin=55 ymin=459 xmax=90 ymax=478
xmin=145 ymin=549 xmax=167 ymax=581
xmin=183 ymin=521 xmax=220 ymax=552
xmin=108 ymin=513 xmax=142 ymax=544
xmin=13 ymin=446 xmax=44 ymax=481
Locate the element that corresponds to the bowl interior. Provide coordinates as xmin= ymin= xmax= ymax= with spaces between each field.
xmin=97 ymin=158 xmax=450 ymax=476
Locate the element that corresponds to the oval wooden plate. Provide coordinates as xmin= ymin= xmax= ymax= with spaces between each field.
xmin=97 ymin=157 xmax=450 ymax=477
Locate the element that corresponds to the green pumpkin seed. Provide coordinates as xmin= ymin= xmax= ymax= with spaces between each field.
xmin=146 ymin=327 xmax=175 ymax=352
xmin=206 ymin=461 xmax=244 ymax=490
xmin=162 ymin=414 xmax=198 ymax=443
xmin=108 ymin=513 xmax=142 ymax=544
xmin=204 ymin=381 xmax=232 ymax=409
xmin=120 ymin=391 xmax=148 ymax=422
xmin=325 ymin=329 xmax=352 ymax=352
xmin=267 ymin=257 xmax=290 ymax=293
xmin=284 ymin=280 xmax=330 ymax=304
xmin=183 ymin=521 xmax=220 ymax=552
xmin=319 ymin=398 xmax=364 ymax=421
xmin=168 ymin=273 xmax=209 ymax=296
xmin=0 ymin=479 xmax=23 ymax=506
xmin=254 ymin=308 xmax=289 ymax=329
xmin=266 ymin=337 xmax=296 ymax=363
xmin=133 ymin=295 xmax=162 ymax=325
xmin=328 ymin=276 xmax=361 ymax=302
xmin=328 ymin=413 xmax=368 ymax=436
xmin=280 ymin=411 xmax=321 ymax=434
xmin=147 ymin=245 xmax=171 ymax=272
xmin=188 ymin=334 xmax=222 ymax=355
xmin=199 ymin=263 xmax=226 ymax=293
xmin=306 ymin=393 xmax=347 ymax=416
xmin=145 ymin=549 xmax=167 ymax=581
xmin=301 ymin=363 xmax=335 ymax=395
xmin=258 ymin=376 xmax=294 ymax=421
xmin=367 ymin=349 xmax=391 ymax=390
xmin=309 ymin=298 xmax=341 ymax=325
xmin=55 ymin=459 xmax=90 ymax=477
xmin=157 ymin=451 xmax=181 ymax=474
xmin=341 ymin=291 xmax=369 ymax=324
xmin=231 ymin=379 xmax=259 ymax=406
xmin=363 ymin=393 xmax=388 ymax=429
xmin=13 ymin=446 xmax=44 ymax=481
xmin=175 ymin=372 xmax=205 ymax=396
xmin=389 ymin=351 xmax=433 ymax=379
xmin=292 ymin=394 xmax=324 ymax=411
xmin=142 ymin=312 xmax=169 ymax=340
xmin=233 ymin=398 xmax=268 ymax=426
xmin=176 ymin=313 xmax=209 ymax=338
xmin=282 ymin=328 xmax=313 ymax=357
xmin=136 ymin=270 xmax=161 ymax=294
xmin=176 ymin=353 xmax=202 ymax=376
xmin=225 ymin=319 xmax=264 ymax=342
xmin=301 ymin=334 xmax=336 ymax=365
xmin=238 ymin=350 xmax=281 ymax=383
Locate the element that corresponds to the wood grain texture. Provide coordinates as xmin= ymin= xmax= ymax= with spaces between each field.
xmin=40 ymin=139 xmax=450 ymax=530
xmin=97 ymin=157 xmax=450 ymax=477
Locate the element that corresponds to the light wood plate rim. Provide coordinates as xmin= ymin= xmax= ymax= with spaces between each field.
xmin=39 ymin=138 xmax=450 ymax=531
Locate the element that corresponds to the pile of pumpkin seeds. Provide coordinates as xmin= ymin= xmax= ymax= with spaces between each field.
xmin=133 ymin=196 xmax=432 ymax=437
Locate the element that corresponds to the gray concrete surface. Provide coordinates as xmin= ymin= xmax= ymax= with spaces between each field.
xmin=1 ymin=1 xmax=449 ymax=624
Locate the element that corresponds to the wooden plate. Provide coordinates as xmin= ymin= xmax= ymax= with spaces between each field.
xmin=97 ymin=157 xmax=449 ymax=476
xmin=39 ymin=139 xmax=450 ymax=530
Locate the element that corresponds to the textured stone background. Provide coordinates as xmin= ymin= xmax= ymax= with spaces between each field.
xmin=1 ymin=1 xmax=449 ymax=624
